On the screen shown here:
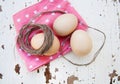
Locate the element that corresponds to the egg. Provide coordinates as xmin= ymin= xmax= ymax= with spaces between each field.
xmin=43 ymin=36 xmax=60 ymax=56
xmin=70 ymin=30 xmax=92 ymax=56
xmin=53 ymin=14 xmax=78 ymax=36
xmin=30 ymin=33 xmax=60 ymax=56
xmin=31 ymin=33 xmax=44 ymax=50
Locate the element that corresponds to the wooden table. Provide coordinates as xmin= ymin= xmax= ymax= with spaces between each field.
xmin=0 ymin=0 xmax=120 ymax=84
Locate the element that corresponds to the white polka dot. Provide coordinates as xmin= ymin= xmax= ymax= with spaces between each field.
xmin=35 ymin=58 xmax=39 ymax=61
xmin=79 ymin=21 xmax=83 ymax=25
xmin=57 ymin=5 xmax=61 ymax=8
xmin=43 ymin=6 xmax=47 ymax=9
xmin=25 ymin=14 xmax=29 ymax=18
xmin=58 ymin=55 xmax=61 ymax=58
xmin=31 ymin=20 xmax=35 ymax=23
xmin=34 ymin=10 xmax=37 ymax=14
xmin=17 ymin=18 xmax=21 ymax=22
xmin=50 ymin=56 xmax=53 ymax=60
xmin=29 ymin=65 xmax=33 ymax=69
xmin=19 ymin=48 xmax=22 ymax=51
xmin=70 ymin=4 xmax=73 ymax=7
xmin=27 ymin=53 xmax=31 ymax=56
xmin=65 ymin=11 xmax=68 ymax=13
xmin=50 ymin=0 xmax=54 ymax=2
xmin=45 ymin=19 xmax=49 ymax=23
xmin=51 ymin=13 xmax=55 ymax=16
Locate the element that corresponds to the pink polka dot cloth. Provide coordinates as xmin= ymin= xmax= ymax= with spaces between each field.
xmin=13 ymin=0 xmax=87 ymax=71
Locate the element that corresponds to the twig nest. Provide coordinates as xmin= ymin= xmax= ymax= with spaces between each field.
xmin=17 ymin=24 xmax=54 ymax=55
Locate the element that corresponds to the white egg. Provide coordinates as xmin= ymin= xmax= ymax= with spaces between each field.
xmin=53 ymin=14 xmax=78 ymax=36
xmin=70 ymin=30 xmax=92 ymax=56
xmin=30 ymin=33 xmax=60 ymax=56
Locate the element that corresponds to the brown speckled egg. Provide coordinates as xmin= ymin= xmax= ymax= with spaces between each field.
xmin=70 ymin=30 xmax=92 ymax=56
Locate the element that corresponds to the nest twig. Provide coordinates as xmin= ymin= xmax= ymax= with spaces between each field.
xmin=17 ymin=24 xmax=54 ymax=55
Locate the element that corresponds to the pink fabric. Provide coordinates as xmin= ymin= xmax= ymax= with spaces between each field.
xmin=13 ymin=0 xmax=87 ymax=71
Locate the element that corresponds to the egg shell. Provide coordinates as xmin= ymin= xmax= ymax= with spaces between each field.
xmin=44 ymin=35 xmax=60 ymax=56
xmin=31 ymin=33 xmax=44 ymax=50
xmin=53 ymin=14 xmax=78 ymax=36
xmin=30 ymin=33 xmax=60 ymax=56
xmin=70 ymin=30 xmax=92 ymax=56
